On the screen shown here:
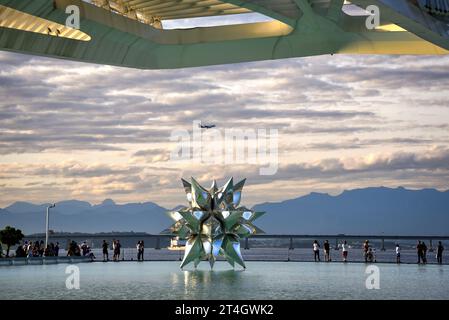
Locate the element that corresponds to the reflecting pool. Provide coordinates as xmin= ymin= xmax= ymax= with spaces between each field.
xmin=1 ymin=261 xmax=448 ymax=299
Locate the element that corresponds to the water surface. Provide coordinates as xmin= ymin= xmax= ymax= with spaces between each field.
xmin=1 ymin=261 xmax=447 ymax=299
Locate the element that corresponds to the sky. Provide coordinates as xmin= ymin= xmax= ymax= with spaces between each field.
xmin=1 ymin=14 xmax=449 ymax=208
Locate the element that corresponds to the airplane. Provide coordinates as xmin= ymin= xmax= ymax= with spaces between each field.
xmin=199 ymin=121 xmax=216 ymax=129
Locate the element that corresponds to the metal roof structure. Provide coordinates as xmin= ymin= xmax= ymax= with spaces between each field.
xmin=0 ymin=0 xmax=448 ymax=69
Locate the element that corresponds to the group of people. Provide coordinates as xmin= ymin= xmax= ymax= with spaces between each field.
xmin=6 ymin=238 xmax=446 ymax=264
xmin=312 ymin=240 xmax=349 ymax=262
xmin=67 ymin=240 xmax=95 ymax=259
xmin=313 ymin=240 xmax=334 ymax=262
xmin=415 ymin=240 xmax=444 ymax=264
xmin=416 ymin=241 xmax=428 ymax=264
xmin=101 ymin=239 xmax=123 ymax=261
xmin=12 ymin=240 xmax=96 ymax=258
xmin=14 ymin=240 xmax=60 ymax=258
xmin=9 ymin=238 xmax=146 ymax=262
xmin=312 ymin=240 xmax=445 ymax=264
xmin=100 ymin=239 xmax=144 ymax=262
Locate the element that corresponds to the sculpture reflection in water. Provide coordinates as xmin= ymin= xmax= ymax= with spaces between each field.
xmin=164 ymin=177 xmax=265 ymax=269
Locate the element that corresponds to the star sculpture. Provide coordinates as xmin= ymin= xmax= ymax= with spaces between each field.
xmin=164 ymin=177 xmax=265 ymax=269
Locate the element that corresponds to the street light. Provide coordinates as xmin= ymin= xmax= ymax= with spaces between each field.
xmin=45 ymin=203 xmax=56 ymax=250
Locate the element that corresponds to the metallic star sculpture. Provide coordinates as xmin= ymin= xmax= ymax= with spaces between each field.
xmin=164 ymin=177 xmax=265 ymax=269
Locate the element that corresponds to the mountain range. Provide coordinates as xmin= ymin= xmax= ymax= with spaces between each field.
xmin=1 ymin=187 xmax=448 ymax=235
xmin=0 ymin=199 xmax=169 ymax=234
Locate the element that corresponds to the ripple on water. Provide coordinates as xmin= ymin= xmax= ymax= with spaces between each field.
xmin=0 ymin=261 xmax=447 ymax=300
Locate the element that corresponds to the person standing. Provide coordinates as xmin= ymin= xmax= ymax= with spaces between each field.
xmin=342 ymin=241 xmax=348 ymax=262
xmin=136 ymin=240 xmax=145 ymax=261
xmin=26 ymin=242 xmax=32 ymax=256
xmin=140 ymin=240 xmax=144 ymax=261
xmin=422 ymin=241 xmax=428 ymax=264
xmin=23 ymin=241 xmax=28 ymax=254
xmin=27 ymin=244 xmax=33 ymax=258
xmin=437 ymin=241 xmax=444 ymax=264
xmin=39 ymin=240 xmax=44 ymax=257
xmin=366 ymin=247 xmax=374 ymax=262
xmin=395 ymin=243 xmax=401 ymax=264
xmin=363 ymin=240 xmax=370 ymax=263
xmin=417 ymin=241 xmax=422 ymax=264
xmin=137 ymin=241 xmax=142 ymax=261
xmin=115 ymin=240 xmax=121 ymax=261
xmin=54 ymin=242 xmax=59 ymax=257
xmin=112 ymin=239 xmax=116 ymax=261
xmin=323 ymin=240 xmax=331 ymax=262
xmin=67 ymin=241 xmax=76 ymax=256
xmin=313 ymin=240 xmax=320 ymax=262
xmin=102 ymin=240 xmax=109 ymax=262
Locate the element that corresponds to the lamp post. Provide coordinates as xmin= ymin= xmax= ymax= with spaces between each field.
xmin=45 ymin=204 xmax=56 ymax=249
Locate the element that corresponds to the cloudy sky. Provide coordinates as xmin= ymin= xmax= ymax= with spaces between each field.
xmin=1 ymin=38 xmax=449 ymax=208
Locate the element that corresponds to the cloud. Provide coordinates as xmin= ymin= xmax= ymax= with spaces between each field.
xmin=1 ymin=51 xmax=449 ymax=207
xmin=251 ymin=146 xmax=449 ymax=184
xmin=304 ymin=137 xmax=439 ymax=150
xmin=132 ymin=148 xmax=172 ymax=163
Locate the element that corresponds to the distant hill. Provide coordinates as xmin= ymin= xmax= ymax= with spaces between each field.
xmin=253 ymin=187 xmax=449 ymax=236
xmin=0 ymin=199 xmax=171 ymax=234
xmin=1 ymin=187 xmax=448 ymax=235
xmin=4 ymin=201 xmax=50 ymax=214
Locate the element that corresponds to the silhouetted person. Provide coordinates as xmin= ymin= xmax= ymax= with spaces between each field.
xmin=39 ymin=240 xmax=44 ymax=257
xmin=74 ymin=244 xmax=81 ymax=256
xmin=422 ymin=242 xmax=428 ymax=264
xmin=324 ymin=240 xmax=331 ymax=262
xmin=437 ymin=241 xmax=444 ymax=264
xmin=137 ymin=241 xmax=141 ymax=261
xmin=313 ymin=240 xmax=320 ymax=262
xmin=137 ymin=240 xmax=145 ymax=261
xmin=15 ymin=243 xmax=26 ymax=257
xmin=114 ymin=240 xmax=121 ymax=261
xmin=54 ymin=242 xmax=59 ymax=256
xmin=102 ymin=240 xmax=109 ymax=262
xmin=417 ymin=241 xmax=423 ymax=264
xmin=67 ymin=241 xmax=77 ymax=256
xmin=44 ymin=245 xmax=52 ymax=257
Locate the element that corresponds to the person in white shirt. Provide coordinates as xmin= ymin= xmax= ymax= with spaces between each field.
xmin=27 ymin=244 xmax=33 ymax=258
xmin=112 ymin=239 xmax=116 ymax=261
xmin=136 ymin=240 xmax=144 ymax=261
xmin=396 ymin=244 xmax=401 ymax=264
xmin=342 ymin=241 xmax=348 ymax=262
xmin=313 ymin=240 xmax=321 ymax=262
